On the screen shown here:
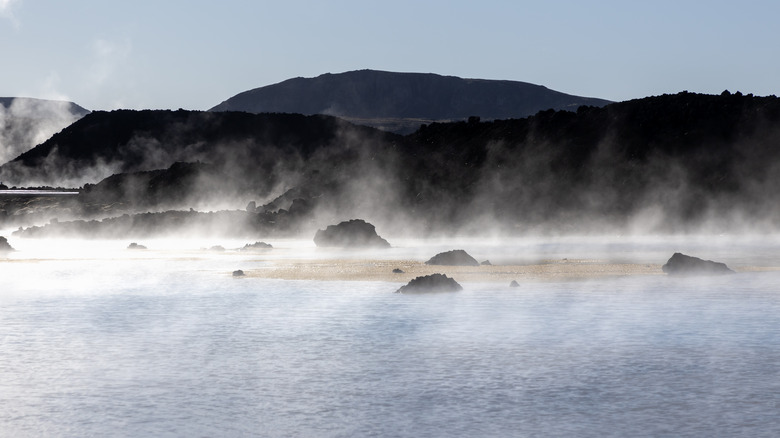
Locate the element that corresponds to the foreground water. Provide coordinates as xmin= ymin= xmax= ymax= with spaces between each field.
xmin=1 ymin=237 xmax=780 ymax=437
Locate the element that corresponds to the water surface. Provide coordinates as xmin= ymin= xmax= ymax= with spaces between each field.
xmin=1 ymin=237 xmax=779 ymax=437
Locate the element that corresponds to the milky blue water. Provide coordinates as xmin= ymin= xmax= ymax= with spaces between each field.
xmin=2 ymin=237 xmax=780 ymax=437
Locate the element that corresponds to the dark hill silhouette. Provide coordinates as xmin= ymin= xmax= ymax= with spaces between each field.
xmin=393 ymin=90 xmax=780 ymax=233
xmin=0 ymin=97 xmax=89 ymax=165
xmin=6 ymin=90 xmax=780 ymax=236
xmin=209 ymin=70 xmax=611 ymax=133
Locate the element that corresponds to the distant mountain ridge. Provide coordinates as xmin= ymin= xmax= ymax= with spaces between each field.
xmin=0 ymin=97 xmax=89 ymax=165
xmin=210 ymin=70 xmax=611 ymax=133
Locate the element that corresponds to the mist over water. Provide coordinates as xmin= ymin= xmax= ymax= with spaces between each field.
xmin=2 ymin=236 xmax=780 ymax=436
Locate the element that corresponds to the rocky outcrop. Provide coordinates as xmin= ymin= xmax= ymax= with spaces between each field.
xmin=313 ymin=219 xmax=390 ymax=248
xmin=127 ymin=242 xmax=147 ymax=250
xmin=509 ymin=280 xmax=520 ymax=287
xmin=232 ymin=269 xmax=245 ymax=277
xmin=662 ymin=253 xmax=734 ymax=275
xmin=396 ymin=274 xmax=462 ymax=294
xmin=0 ymin=236 xmax=14 ymax=252
xmin=425 ymin=249 xmax=479 ymax=266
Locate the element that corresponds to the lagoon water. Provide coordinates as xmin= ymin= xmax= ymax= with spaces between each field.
xmin=2 ymin=236 xmax=780 ymax=437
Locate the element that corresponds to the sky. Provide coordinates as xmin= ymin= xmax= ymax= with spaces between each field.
xmin=1 ymin=0 xmax=779 ymax=111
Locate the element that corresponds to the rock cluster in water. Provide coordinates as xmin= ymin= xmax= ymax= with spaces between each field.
xmin=661 ymin=252 xmax=734 ymax=275
xmin=313 ymin=219 xmax=390 ymax=248
xmin=396 ymin=274 xmax=463 ymax=294
xmin=127 ymin=242 xmax=147 ymax=250
xmin=425 ymin=249 xmax=479 ymax=266
xmin=241 ymin=241 xmax=273 ymax=251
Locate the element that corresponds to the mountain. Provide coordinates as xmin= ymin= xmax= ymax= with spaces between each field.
xmin=0 ymin=97 xmax=90 ymax=166
xmin=209 ymin=70 xmax=612 ymax=133
xmin=5 ymin=90 xmax=780 ymax=236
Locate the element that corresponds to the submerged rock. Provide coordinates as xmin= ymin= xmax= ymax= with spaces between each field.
xmin=662 ymin=253 xmax=734 ymax=275
xmin=313 ymin=219 xmax=390 ymax=248
xmin=232 ymin=269 xmax=245 ymax=277
xmin=0 ymin=236 xmax=14 ymax=252
xmin=127 ymin=242 xmax=147 ymax=250
xmin=396 ymin=273 xmax=463 ymax=294
xmin=425 ymin=249 xmax=479 ymax=266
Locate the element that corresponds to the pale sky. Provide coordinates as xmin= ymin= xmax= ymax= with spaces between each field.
xmin=1 ymin=0 xmax=778 ymax=111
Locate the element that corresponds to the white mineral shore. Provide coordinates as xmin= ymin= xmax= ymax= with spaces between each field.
xmin=240 ymin=258 xmax=671 ymax=282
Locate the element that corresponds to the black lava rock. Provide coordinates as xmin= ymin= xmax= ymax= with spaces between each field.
xmin=396 ymin=273 xmax=463 ymax=294
xmin=662 ymin=253 xmax=734 ymax=275
xmin=313 ymin=219 xmax=390 ymax=248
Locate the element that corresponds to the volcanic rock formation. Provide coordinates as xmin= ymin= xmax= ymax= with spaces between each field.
xmin=425 ymin=249 xmax=479 ymax=266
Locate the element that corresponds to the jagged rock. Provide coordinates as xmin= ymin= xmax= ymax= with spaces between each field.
xmin=246 ymin=201 xmax=257 ymax=212
xmin=0 ymin=236 xmax=14 ymax=252
xmin=662 ymin=253 xmax=734 ymax=275
xmin=425 ymin=249 xmax=479 ymax=266
xmin=509 ymin=280 xmax=520 ymax=287
xmin=232 ymin=269 xmax=245 ymax=277
xmin=396 ymin=274 xmax=462 ymax=294
xmin=481 ymin=260 xmax=492 ymax=266
xmin=241 ymin=241 xmax=273 ymax=251
xmin=313 ymin=219 xmax=390 ymax=248
xmin=127 ymin=242 xmax=147 ymax=250
xmin=392 ymin=268 xmax=404 ymax=274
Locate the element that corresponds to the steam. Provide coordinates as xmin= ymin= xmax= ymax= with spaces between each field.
xmin=9 ymin=97 xmax=780 ymax=240
xmin=82 ymin=38 xmax=134 ymax=109
xmin=0 ymin=98 xmax=86 ymax=168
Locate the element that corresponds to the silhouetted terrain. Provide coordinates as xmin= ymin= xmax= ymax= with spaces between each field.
xmin=210 ymin=70 xmax=612 ymax=133
xmin=0 ymin=97 xmax=89 ymax=165
xmin=0 ymin=110 xmax=395 ymax=190
xmin=6 ymin=90 xmax=780 ymax=237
